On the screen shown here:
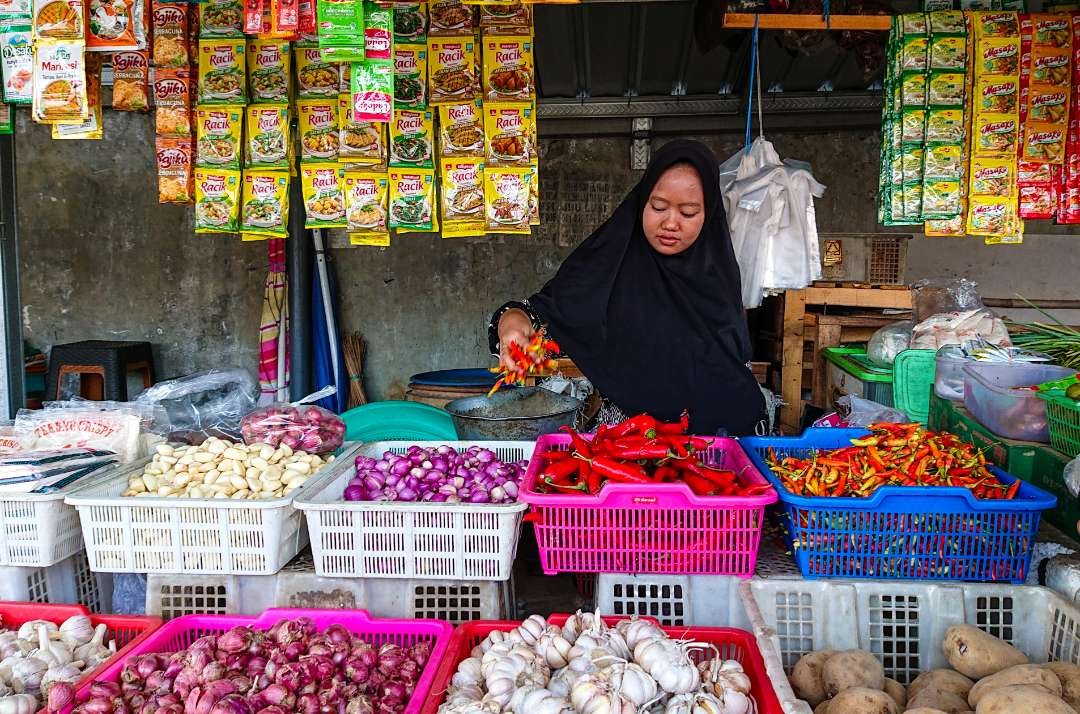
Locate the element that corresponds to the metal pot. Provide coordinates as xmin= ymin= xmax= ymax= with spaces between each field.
xmin=445 ymin=387 xmax=583 ymax=441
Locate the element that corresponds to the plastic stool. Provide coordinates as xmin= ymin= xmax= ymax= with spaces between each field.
xmin=46 ymin=341 xmax=156 ymax=401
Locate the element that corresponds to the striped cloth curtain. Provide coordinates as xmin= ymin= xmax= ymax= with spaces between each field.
xmin=258 ymin=239 xmax=288 ymax=402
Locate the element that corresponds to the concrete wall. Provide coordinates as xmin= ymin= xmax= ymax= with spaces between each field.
xmin=14 ymin=115 xmax=1080 ymax=400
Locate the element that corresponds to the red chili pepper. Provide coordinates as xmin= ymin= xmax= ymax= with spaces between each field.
xmin=604 ymin=443 xmax=672 ymax=460
xmin=682 ymin=474 xmax=716 ymax=496
xmin=607 ymin=414 xmax=659 ymax=439
xmin=559 ymin=425 xmax=592 ymax=458
xmin=654 ymin=466 xmax=678 ymax=482
xmin=1005 ymin=480 xmax=1021 ymax=500
xmin=656 ymin=410 xmax=690 ymax=435
xmin=692 ymin=465 xmax=737 ymax=487
xmin=543 ymin=477 xmax=587 ymax=493
xmin=688 ymin=437 xmax=712 ymax=451
xmin=663 ymin=436 xmax=690 ymax=459
xmin=740 ymin=483 xmax=773 ymax=496
xmin=582 ymin=461 xmax=599 ymax=494
xmin=539 ymin=450 xmax=572 ymax=462
xmin=541 ymin=457 xmax=580 ymax=484
xmin=584 ymin=455 xmax=652 ymax=484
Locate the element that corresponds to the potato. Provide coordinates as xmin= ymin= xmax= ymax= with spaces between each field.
xmin=826 ymin=687 xmax=897 ymax=714
xmin=968 ymin=664 xmax=1061 ymax=707
xmin=814 ymin=701 xmax=832 ymax=714
xmin=906 ymin=689 xmax=971 ymax=714
xmin=791 ymin=650 xmax=838 ymax=707
xmin=975 ymin=684 xmax=1075 ymax=714
xmin=884 ymin=677 xmax=906 ymax=709
xmin=903 ymin=710 xmax=950 ymax=714
xmin=943 ymin=625 xmax=1028 ymax=679
xmin=823 ymin=650 xmax=886 ymax=697
xmin=909 ymin=670 xmax=976 ymax=702
xmin=1044 ymin=662 xmax=1080 ymax=711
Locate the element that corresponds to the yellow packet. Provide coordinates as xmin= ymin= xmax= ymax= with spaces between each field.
xmin=481 ymin=34 xmax=532 ymax=102
xmin=974 ymin=113 xmax=1018 ymax=157
xmin=194 ymin=167 xmax=241 ymax=233
xmin=294 ymin=45 xmax=339 ymax=98
xmin=300 ymin=162 xmax=347 ymax=228
xmin=246 ymin=38 xmax=290 ymax=103
xmin=428 ymin=36 xmax=476 ymax=103
xmin=195 ymin=104 xmax=243 ymax=169
xmin=970 ymin=158 xmax=1015 ymax=197
xmin=972 ymin=11 xmax=1018 ymax=39
xmin=31 ymin=39 xmax=86 ymax=124
xmin=975 ymin=76 xmax=1019 ymax=114
xmin=483 ymin=101 xmax=533 ymax=167
xmin=51 ymin=53 xmax=100 ymax=138
xmin=438 ymin=101 xmax=484 ymax=157
xmin=337 ymin=93 xmax=387 ymax=166
xmin=198 ymin=39 xmax=246 ymax=104
xmin=245 ymin=103 xmax=289 ymax=169
xmin=390 ymin=108 xmax=434 ymax=168
xmin=388 ymin=166 xmax=437 ymax=232
xmin=297 ymin=97 xmax=340 ymax=161
xmin=393 ymin=43 xmax=428 ymax=110
xmin=966 ymin=195 xmax=1014 ymax=236
xmin=924 ymin=213 xmax=966 ymax=237
xmin=529 ymin=157 xmax=538 ymax=226
xmin=483 ymin=165 xmax=532 ymax=234
xmin=240 ymin=169 xmax=290 ymax=237
xmin=344 ymin=169 xmax=390 ymax=243
xmin=978 ymin=38 xmax=1020 ymax=76
xmin=439 ymin=157 xmax=484 ymax=238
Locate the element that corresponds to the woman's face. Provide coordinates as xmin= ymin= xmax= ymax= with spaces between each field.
xmin=642 ymin=164 xmax=706 ymax=256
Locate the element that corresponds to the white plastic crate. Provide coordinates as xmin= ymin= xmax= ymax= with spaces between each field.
xmin=295 ymin=441 xmax=531 ymax=580
xmin=0 ymin=485 xmax=87 ymax=567
xmin=65 ymin=444 xmax=360 ymax=575
xmin=0 ymin=551 xmax=112 ymax=611
xmin=740 ymin=579 xmax=1080 ymax=714
xmin=145 ymin=550 xmax=511 ymax=624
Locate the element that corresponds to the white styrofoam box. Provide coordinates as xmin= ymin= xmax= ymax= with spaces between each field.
xmin=65 ymin=444 xmax=360 ymax=575
xmin=0 ymin=485 xmax=87 ymax=567
xmin=0 ymin=550 xmax=112 ymax=612
xmin=146 ymin=550 xmax=512 ymax=624
xmin=295 ymin=441 xmax=531 ymax=580
xmin=740 ymin=579 xmax=1080 ymax=714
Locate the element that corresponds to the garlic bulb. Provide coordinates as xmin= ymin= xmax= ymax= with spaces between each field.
xmin=9 ymin=657 xmax=46 ymax=693
xmin=58 ymin=616 xmax=94 ymax=646
xmin=15 ymin=622 xmax=55 ymax=642
xmin=40 ymin=661 xmax=83 ymax=695
xmin=0 ymin=693 xmax=39 ymax=714
xmin=534 ymin=628 xmax=573 ymax=669
xmin=664 ymin=692 xmax=728 ymax=714
xmin=73 ymin=624 xmax=110 ymax=668
xmin=31 ymin=626 xmax=72 ymax=668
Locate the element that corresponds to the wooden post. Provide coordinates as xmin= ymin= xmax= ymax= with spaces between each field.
xmin=781 ymin=290 xmax=807 ymax=431
xmin=812 ymin=319 xmax=843 ymax=409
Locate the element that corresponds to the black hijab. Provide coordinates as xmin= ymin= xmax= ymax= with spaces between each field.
xmin=529 ymin=139 xmax=765 ymax=436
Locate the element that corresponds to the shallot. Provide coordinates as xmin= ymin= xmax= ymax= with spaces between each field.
xmin=345 ymin=445 xmax=526 ymax=504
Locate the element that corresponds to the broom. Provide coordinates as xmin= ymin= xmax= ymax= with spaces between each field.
xmin=343 ymin=332 xmax=368 ymax=408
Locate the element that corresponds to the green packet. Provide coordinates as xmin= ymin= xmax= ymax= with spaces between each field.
xmin=928 ymin=10 xmax=966 ymax=35
xmin=927 ymin=71 xmax=965 ymax=106
xmin=901 ymin=35 xmax=929 ymax=71
xmin=925 ymin=107 xmax=965 ymax=143
xmin=901 ymin=107 xmax=926 ymax=143
xmin=922 ymin=179 xmax=963 ymax=219
xmin=922 ymin=142 xmax=964 ymax=180
xmin=901 ymin=72 xmax=927 ymax=107
xmin=930 ymin=36 xmax=966 ymax=70
xmin=902 ymin=181 xmax=924 ymax=220
xmin=318 ymin=0 xmax=363 ymax=36
xmin=901 ymin=13 xmax=928 ymax=36
xmin=319 ymin=41 xmax=366 ymax=63
xmin=902 ymin=146 xmax=925 ymax=183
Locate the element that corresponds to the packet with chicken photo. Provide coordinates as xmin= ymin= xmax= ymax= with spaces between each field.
xmin=297 ymin=97 xmax=340 ymax=161
xmin=152 ymin=0 xmax=188 ymax=68
xmin=439 ymin=157 xmax=484 ymax=237
xmin=922 ymin=143 xmax=963 ymax=180
xmin=300 ymin=163 xmax=347 ymax=228
xmin=973 ymin=11 xmax=1018 ymax=40
xmin=388 ymin=166 xmax=436 ymax=232
xmin=979 ymin=37 xmax=1020 ymax=76
xmin=343 ymin=169 xmax=389 ymax=244
xmin=1028 ymin=88 xmax=1068 ymax=124
xmin=921 ymin=179 xmax=962 ymax=218
xmin=52 ymin=52 xmax=101 ymax=138
xmin=966 ymin=195 xmax=1014 ymax=236
xmin=245 ymin=103 xmax=289 ymax=169
xmin=976 ymin=75 xmax=1018 ymax=114
xmin=483 ymin=34 xmax=532 ymax=102
xmin=429 ymin=0 xmax=471 ymax=36
xmin=483 ymin=101 xmax=533 ymax=167
xmin=153 ymin=67 xmax=192 ymax=136
xmin=970 ymin=158 xmax=1015 ymax=197
xmin=111 ymin=50 xmax=149 ymax=111
xmin=1033 ymin=14 xmax=1070 ymax=49
xmin=1031 ymin=47 xmax=1071 ymax=89
xmin=0 ymin=18 xmax=32 ymax=105
xmin=1022 ymin=123 xmax=1066 ymax=164
xmin=428 ymin=36 xmax=475 ymax=103
xmin=32 ymin=39 xmax=86 ymax=124
xmin=484 ymin=165 xmax=532 ymax=234
xmin=438 ymin=101 xmax=483 ymax=158
xmin=195 ymin=104 xmax=243 ymax=169
xmin=337 ymin=93 xmax=386 ymax=166
xmin=156 ymin=136 xmax=194 ymax=204
xmin=390 ymin=108 xmax=434 ymax=168
xmin=86 ymin=0 xmax=139 ymax=51
xmin=927 ymin=70 xmax=965 ymax=106
xmin=32 ymin=0 xmax=83 ymax=40
xmin=194 ymin=167 xmax=241 ymax=233
xmin=241 ymin=169 xmax=290 ymax=238
xmin=246 ymin=38 xmax=289 ymax=103
xmin=974 ymin=113 xmax=1018 ymax=157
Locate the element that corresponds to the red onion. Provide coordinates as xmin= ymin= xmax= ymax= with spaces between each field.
xmin=296 ymin=693 xmax=320 ymax=714
xmin=89 ymin=681 xmax=121 ymax=699
xmin=218 ymin=626 xmax=252 ymax=654
xmin=47 ymin=681 xmax=76 ymax=712
xmin=345 ymin=695 xmax=374 ymax=714
xmin=210 ymin=694 xmax=253 ymax=714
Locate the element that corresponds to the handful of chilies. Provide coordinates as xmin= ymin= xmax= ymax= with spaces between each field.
xmin=765 ymin=422 xmax=1020 ymax=500
xmin=535 ymin=412 xmax=771 ymax=497
xmin=488 ymin=331 xmax=560 ymax=396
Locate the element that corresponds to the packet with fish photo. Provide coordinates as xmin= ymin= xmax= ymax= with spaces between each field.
xmin=32 ymin=0 xmax=83 ymax=41
xmin=483 ymin=164 xmax=532 ymax=234
xmin=31 ymin=39 xmax=86 ymax=123
xmin=428 ymin=35 xmax=475 ymax=104
xmin=438 ymin=101 xmax=484 ymax=157
xmin=344 ymin=168 xmax=390 ymax=244
xmin=337 ymin=93 xmax=386 ymax=166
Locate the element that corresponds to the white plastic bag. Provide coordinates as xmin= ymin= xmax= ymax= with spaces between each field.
xmin=868 ymin=321 xmax=914 ymax=367
xmin=14 ymin=402 xmax=147 ymax=463
xmin=910 ymin=309 xmax=1012 ymax=351
xmin=1065 ymin=456 xmax=1080 ymax=499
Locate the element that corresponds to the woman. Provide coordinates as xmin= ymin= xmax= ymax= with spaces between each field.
xmin=488 ymin=139 xmax=766 ymax=436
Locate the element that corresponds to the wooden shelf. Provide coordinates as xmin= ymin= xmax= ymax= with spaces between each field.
xmin=723 ymin=12 xmax=892 ymax=31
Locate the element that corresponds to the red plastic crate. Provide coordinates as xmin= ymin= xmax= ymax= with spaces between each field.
xmin=64 ymin=608 xmax=452 ymax=714
xmin=521 ymin=435 xmax=777 ymax=575
xmin=421 ymin=614 xmax=784 ymax=714
xmin=0 ymin=601 xmax=162 ymax=714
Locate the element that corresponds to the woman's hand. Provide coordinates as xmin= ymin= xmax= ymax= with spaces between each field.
xmin=497 ymin=308 xmax=535 ymax=372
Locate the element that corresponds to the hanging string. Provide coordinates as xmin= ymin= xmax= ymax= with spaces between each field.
xmin=823 ymin=0 xmax=831 ymax=30
xmin=755 ymin=33 xmax=764 ymax=141
xmin=744 ymin=14 xmax=760 ymax=154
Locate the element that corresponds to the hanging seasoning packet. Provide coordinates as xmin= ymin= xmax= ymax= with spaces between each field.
xmin=0 ymin=0 xmax=29 ymax=19
xmin=52 ymin=52 xmax=102 ymax=138
xmin=198 ymin=0 xmax=242 ymax=37
xmin=484 ymin=165 xmax=532 ymax=234
xmin=393 ymin=2 xmax=426 ymax=44
xmin=344 ymin=169 xmax=389 ymax=244
xmin=483 ymin=34 xmax=532 ymax=102
xmin=198 ymin=39 xmax=246 ymax=104
xmin=151 ymin=0 xmax=188 ymax=68
xmin=350 ymin=60 xmax=393 ymax=122
xmin=316 ymin=0 xmax=363 ymax=63
xmin=194 ymin=167 xmax=241 ymax=232
xmin=529 ymin=157 xmax=539 ymax=226
xmin=241 ymin=169 xmax=290 ymax=238
xmin=246 ymin=38 xmax=290 ymax=103
xmin=153 ymin=67 xmax=192 ymax=136
xmin=390 ymin=108 xmax=434 ymax=168
xmin=297 ymin=97 xmax=340 ymax=160
xmin=31 ymin=39 xmax=86 ymax=123
xmin=0 ymin=18 xmax=34 ymax=105
xmin=483 ymin=101 xmax=533 ymax=167
xmin=294 ymin=44 xmax=339 ymax=98
xmin=245 ymin=103 xmax=289 ymax=169
xmin=32 ymin=0 xmax=82 ymax=40
xmin=156 ymin=136 xmax=195 ymax=203
xmin=195 ymin=104 xmax=243 ymax=168
xmin=86 ymin=0 xmax=139 ymax=51
xmin=438 ymin=101 xmax=483 ymax=157
xmin=439 ymin=157 xmax=484 ymax=238
xmin=388 ymin=166 xmax=436 ymax=232
xmin=363 ymin=0 xmax=391 ymax=60
xmin=478 ymin=3 xmax=531 ymax=34
xmin=111 ymin=50 xmax=149 ymax=111
xmin=338 ymin=93 xmax=386 ymax=166
xmin=428 ymin=36 xmax=475 ymax=103
xmin=300 ymin=163 xmax=347 ymax=228
xmin=393 ymin=43 xmax=427 ymax=109
xmin=429 ymin=0 xmax=471 ymax=36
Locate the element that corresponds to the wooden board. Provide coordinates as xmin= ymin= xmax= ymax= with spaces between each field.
xmin=723 ymin=12 xmax=892 ymax=31
xmin=803 ymin=286 xmax=913 ymax=309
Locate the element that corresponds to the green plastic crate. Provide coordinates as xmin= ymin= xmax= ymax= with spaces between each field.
xmin=1020 ymin=445 xmax=1078 ymax=536
xmin=893 ymin=349 xmax=936 ymax=424
xmin=928 ymin=392 xmax=1039 ymax=476
xmin=1039 ymin=390 xmax=1080 ymax=459
xmin=821 ymin=346 xmax=894 ymax=408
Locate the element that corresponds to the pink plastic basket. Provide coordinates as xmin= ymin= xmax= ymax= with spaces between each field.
xmin=521 ymin=435 xmax=777 ymax=575
xmin=65 ymin=608 xmax=453 ymax=714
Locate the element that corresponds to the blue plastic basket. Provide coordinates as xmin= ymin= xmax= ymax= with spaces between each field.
xmin=740 ymin=428 xmax=1057 ymax=584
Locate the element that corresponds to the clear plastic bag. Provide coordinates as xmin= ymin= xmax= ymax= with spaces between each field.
xmin=14 ymin=404 xmax=147 ymax=463
xmin=240 ymin=386 xmax=345 ymax=454
xmin=867 ymin=321 xmax=913 ymax=367
xmin=910 ymin=308 xmax=1012 ymax=351
xmin=1066 ymin=456 xmax=1080 ymax=499
xmin=912 ymin=278 xmax=984 ymax=322
xmin=133 ymin=369 xmax=257 ymax=443
xmin=836 ymin=394 xmax=909 ymax=427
